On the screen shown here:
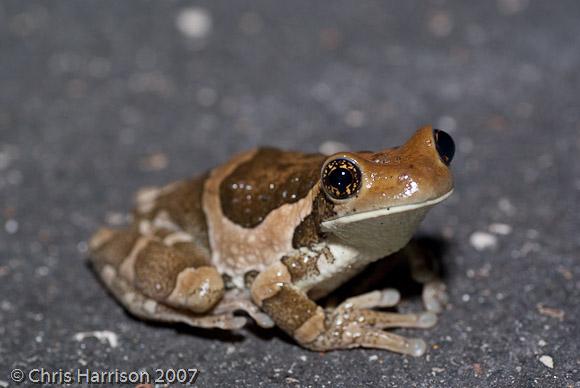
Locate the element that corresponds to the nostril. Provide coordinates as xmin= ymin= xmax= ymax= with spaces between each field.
xmin=433 ymin=129 xmax=455 ymax=165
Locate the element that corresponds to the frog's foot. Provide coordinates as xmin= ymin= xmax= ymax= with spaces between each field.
xmin=299 ymin=304 xmax=433 ymax=356
xmin=337 ymin=289 xmax=400 ymax=310
xmin=422 ymin=281 xmax=448 ymax=314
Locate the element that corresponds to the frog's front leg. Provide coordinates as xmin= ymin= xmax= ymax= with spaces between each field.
xmin=251 ymin=261 xmax=435 ymax=356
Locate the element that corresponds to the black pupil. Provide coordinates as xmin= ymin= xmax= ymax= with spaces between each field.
xmin=328 ymin=168 xmax=353 ymax=191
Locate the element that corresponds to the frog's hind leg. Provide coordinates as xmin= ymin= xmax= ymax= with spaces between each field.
xmin=97 ymin=258 xmax=245 ymax=330
xmin=89 ymin=226 xmax=242 ymax=329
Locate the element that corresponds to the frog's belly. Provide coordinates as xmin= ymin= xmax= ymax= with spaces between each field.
xmin=307 ymin=261 xmax=368 ymax=300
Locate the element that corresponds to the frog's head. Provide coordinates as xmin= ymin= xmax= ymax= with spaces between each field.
xmin=320 ymin=126 xmax=454 ymax=254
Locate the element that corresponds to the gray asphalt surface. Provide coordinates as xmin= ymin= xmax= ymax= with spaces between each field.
xmin=1 ymin=1 xmax=579 ymax=387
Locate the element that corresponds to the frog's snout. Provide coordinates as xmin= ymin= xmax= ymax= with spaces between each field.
xmin=433 ymin=129 xmax=455 ymax=166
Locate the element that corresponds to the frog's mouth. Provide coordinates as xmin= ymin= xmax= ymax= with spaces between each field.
xmin=320 ymin=189 xmax=453 ymax=253
xmin=322 ymin=189 xmax=454 ymax=227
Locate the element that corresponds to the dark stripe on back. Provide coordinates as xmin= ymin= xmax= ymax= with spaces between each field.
xmin=219 ymin=148 xmax=326 ymax=228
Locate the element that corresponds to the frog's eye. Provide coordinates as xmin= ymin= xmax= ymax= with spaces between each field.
xmin=433 ymin=129 xmax=455 ymax=166
xmin=321 ymin=158 xmax=362 ymax=200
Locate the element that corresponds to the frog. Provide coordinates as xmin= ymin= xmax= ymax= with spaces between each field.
xmin=89 ymin=126 xmax=455 ymax=356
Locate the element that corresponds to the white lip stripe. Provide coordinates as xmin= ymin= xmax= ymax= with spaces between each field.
xmin=322 ymin=189 xmax=453 ymax=228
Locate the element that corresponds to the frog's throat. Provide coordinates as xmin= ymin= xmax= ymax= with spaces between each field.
xmin=321 ymin=189 xmax=453 ymax=228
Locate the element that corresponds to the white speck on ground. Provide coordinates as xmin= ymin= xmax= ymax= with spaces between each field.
xmin=344 ymin=110 xmax=366 ymax=128
xmin=0 ymin=379 xmax=8 ymax=388
xmin=498 ymin=197 xmax=516 ymax=215
xmin=489 ymin=223 xmax=512 ymax=235
xmin=536 ymin=304 xmax=565 ymax=321
xmin=176 ymin=8 xmax=212 ymax=39
xmin=73 ymin=330 xmax=119 ymax=348
xmin=4 ymin=219 xmax=18 ymax=234
xmin=538 ymin=339 xmax=547 ymax=347
xmin=299 ymin=355 xmax=307 ymax=362
xmin=319 ymin=140 xmax=348 ymax=155
xmin=539 ymin=355 xmax=554 ymax=369
xmin=431 ymin=367 xmax=445 ymax=376
xmin=139 ymin=152 xmax=169 ymax=171
xmin=470 ymin=231 xmax=498 ymax=251
xmin=226 ymin=345 xmax=235 ymax=355
xmin=437 ymin=116 xmax=457 ymax=132
xmin=369 ymin=355 xmax=378 ymax=361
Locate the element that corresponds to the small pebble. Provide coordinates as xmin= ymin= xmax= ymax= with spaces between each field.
xmin=538 ymin=339 xmax=547 ymax=347
xmin=176 ymin=8 xmax=212 ymax=39
xmin=539 ymin=355 xmax=554 ymax=369
xmin=469 ymin=231 xmax=498 ymax=251
xmin=489 ymin=223 xmax=512 ymax=235
xmin=4 ymin=219 xmax=18 ymax=234
xmin=344 ymin=110 xmax=366 ymax=128
xmin=139 ymin=152 xmax=168 ymax=171
xmin=73 ymin=330 xmax=119 ymax=348
xmin=431 ymin=367 xmax=445 ymax=376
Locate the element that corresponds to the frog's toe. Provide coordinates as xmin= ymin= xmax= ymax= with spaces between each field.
xmin=379 ymin=289 xmax=401 ymax=307
xmin=417 ymin=312 xmax=437 ymax=328
xmin=339 ymin=289 xmax=400 ymax=310
xmin=423 ymin=281 xmax=449 ymax=314
xmin=359 ymin=309 xmax=437 ymax=329
xmin=354 ymin=329 xmax=427 ymax=356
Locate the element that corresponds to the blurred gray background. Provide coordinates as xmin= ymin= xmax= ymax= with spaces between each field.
xmin=1 ymin=1 xmax=579 ymax=387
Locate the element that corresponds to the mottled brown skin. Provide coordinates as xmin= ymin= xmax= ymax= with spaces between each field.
xmin=89 ymin=126 xmax=454 ymax=356
xmin=292 ymin=192 xmax=336 ymax=248
xmin=142 ymin=175 xmax=211 ymax=254
xmin=219 ymin=148 xmax=326 ymax=228
xmin=261 ymin=285 xmax=318 ymax=334
xmin=281 ymin=251 xmax=321 ymax=282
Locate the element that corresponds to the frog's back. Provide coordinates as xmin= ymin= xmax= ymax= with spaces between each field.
xmin=200 ymin=147 xmax=327 ymax=279
xmin=91 ymin=147 xmax=328 ymax=285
